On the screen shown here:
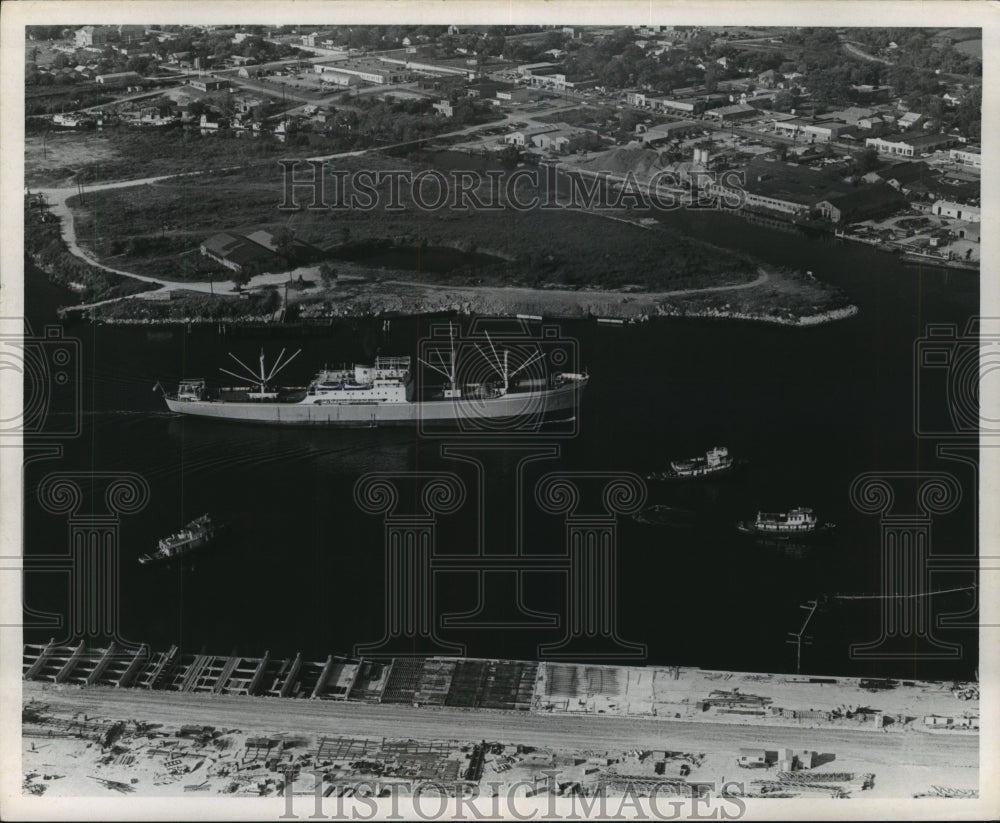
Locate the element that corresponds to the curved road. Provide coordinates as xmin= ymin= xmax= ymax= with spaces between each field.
xmin=36 ymin=131 xmax=776 ymax=313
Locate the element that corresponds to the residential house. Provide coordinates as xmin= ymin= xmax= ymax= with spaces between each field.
xmin=757 ymin=69 xmax=778 ymax=88
xmin=432 ymin=100 xmax=454 ymax=117
xmin=857 ymin=115 xmax=886 ymax=133
xmin=74 ymin=26 xmax=113 ymax=48
xmin=897 ymin=111 xmax=925 ymax=130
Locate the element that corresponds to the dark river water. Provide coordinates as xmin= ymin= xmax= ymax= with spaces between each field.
xmin=22 ymin=204 xmax=980 ymax=681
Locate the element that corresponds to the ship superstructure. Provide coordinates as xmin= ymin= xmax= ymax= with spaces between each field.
xmin=647 ymin=446 xmax=739 ymax=481
xmin=138 ymin=514 xmax=215 ymax=565
xmin=737 ymin=507 xmax=835 ymax=538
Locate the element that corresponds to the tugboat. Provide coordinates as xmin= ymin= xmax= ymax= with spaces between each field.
xmin=646 ymin=446 xmax=742 ymax=481
xmin=736 ymin=507 xmax=835 ymax=539
xmin=139 ymin=514 xmax=215 ymax=565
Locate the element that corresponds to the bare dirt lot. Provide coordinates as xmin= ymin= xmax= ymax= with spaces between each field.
xmin=21 ymin=681 xmax=979 ymax=801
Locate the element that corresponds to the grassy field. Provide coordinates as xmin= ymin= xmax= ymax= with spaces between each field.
xmin=68 ymin=155 xmax=759 ymax=292
xmin=25 ymin=128 xmax=300 ymax=188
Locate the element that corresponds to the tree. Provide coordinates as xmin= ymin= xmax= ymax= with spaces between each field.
xmin=319 ymin=262 xmax=338 ymax=286
xmin=704 ymin=66 xmax=720 ymax=93
xmin=772 ymin=89 xmax=795 ymax=112
xmin=274 ymin=227 xmax=296 ymax=261
xmin=497 ymin=144 xmax=520 ymax=169
xmin=853 ymin=146 xmax=881 ymax=174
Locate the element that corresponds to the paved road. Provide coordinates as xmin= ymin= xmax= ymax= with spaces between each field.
xmin=23 ymin=682 xmax=975 ymax=770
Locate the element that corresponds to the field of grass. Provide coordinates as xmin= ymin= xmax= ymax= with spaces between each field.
xmin=69 ymin=155 xmax=759 ymax=292
xmin=25 ymin=128 xmax=306 ymax=188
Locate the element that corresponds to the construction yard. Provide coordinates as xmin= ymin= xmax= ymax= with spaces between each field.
xmin=20 ymin=652 xmax=980 ymax=802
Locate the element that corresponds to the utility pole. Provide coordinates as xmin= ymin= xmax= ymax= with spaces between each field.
xmin=786 ymin=600 xmax=818 ymax=675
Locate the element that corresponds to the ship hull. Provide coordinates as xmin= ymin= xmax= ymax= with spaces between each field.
xmin=736 ymin=522 xmax=835 ymax=539
xmin=164 ymin=381 xmax=585 ymax=427
xmin=138 ymin=536 xmax=211 ymax=565
xmin=646 ymin=461 xmax=743 ymax=482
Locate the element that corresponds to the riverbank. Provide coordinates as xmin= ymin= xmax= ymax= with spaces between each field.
xmin=21 ymin=657 xmax=979 ymax=801
xmin=74 ymin=265 xmax=856 ymax=328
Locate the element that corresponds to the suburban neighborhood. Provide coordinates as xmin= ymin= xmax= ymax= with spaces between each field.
xmin=24 ymin=23 xmax=982 ymax=325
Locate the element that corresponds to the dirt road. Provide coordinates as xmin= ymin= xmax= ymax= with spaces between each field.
xmin=23 ymin=682 xmax=976 ymax=771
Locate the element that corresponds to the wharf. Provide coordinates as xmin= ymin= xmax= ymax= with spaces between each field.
xmin=23 ymin=641 xmax=979 ymax=735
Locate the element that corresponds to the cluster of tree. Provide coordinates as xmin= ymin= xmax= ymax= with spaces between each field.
xmin=281 ymin=96 xmax=495 ymax=151
xmin=714 ymin=46 xmax=796 ymax=75
xmin=164 ymin=31 xmax=300 ymax=65
xmin=27 ymin=47 xmax=163 ymax=85
xmin=27 ymin=26 xmax=71 ymax=41
xmin=561 ymin=32 xmax=707 ymax=94
xmin=852 ymin=28 xmax=981 ymax=77
xmin=25 ymin=197 xmax=147 ymax=303
xmin=563 ymin=131 xmax=606 ymax=154
xmin=312 ymin=25 xmax=538 ymax=55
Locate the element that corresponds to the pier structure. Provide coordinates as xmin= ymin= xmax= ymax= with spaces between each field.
xmin=23 ymin=641 xmax=980 ymax=736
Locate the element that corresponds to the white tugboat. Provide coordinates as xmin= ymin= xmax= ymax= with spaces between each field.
xmin=139 ymin=515 xmax=215 ymax=565
xmin=646 ymin=446 xmax=743 ymax=481
xmin=737 ymin=507 xmax=835 ymax=538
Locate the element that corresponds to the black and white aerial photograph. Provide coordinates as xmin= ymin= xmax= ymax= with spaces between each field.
xmin=1 ymin=1 xmax=997 ymax=820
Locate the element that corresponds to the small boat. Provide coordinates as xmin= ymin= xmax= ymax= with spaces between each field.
xmin=737 ymin=507 xmax=835 ymax=539
xmin=631 ymin=504 xmax=696 ymax=527
xmin=646 ymin=446 xmax=743 ymax=481
xmin=139 ymin=514 xmax=215 ymax=565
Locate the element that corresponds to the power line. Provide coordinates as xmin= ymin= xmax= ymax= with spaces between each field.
xmin=832 ymin=584 xmax=977 ymax=601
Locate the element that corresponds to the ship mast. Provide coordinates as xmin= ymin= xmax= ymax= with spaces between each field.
xmin=418 ymin=322 xmax=462 ymax=398
xmin=219 ymin=348 xmax=301 ymax=398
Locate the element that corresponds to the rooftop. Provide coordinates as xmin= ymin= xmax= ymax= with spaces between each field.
xmin=742 ymin=157 xmax=852 ymax=205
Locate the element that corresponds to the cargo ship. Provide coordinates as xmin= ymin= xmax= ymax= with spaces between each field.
xmin=159 ymin=333 xmax=587 ymax=427
xmin=646 ymin=446 xmax=741 ymax=481
xmin=737 ymin=508 xmax=835 ymax=538
xmin=139 ymin=514 xmax=214 ymax=565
